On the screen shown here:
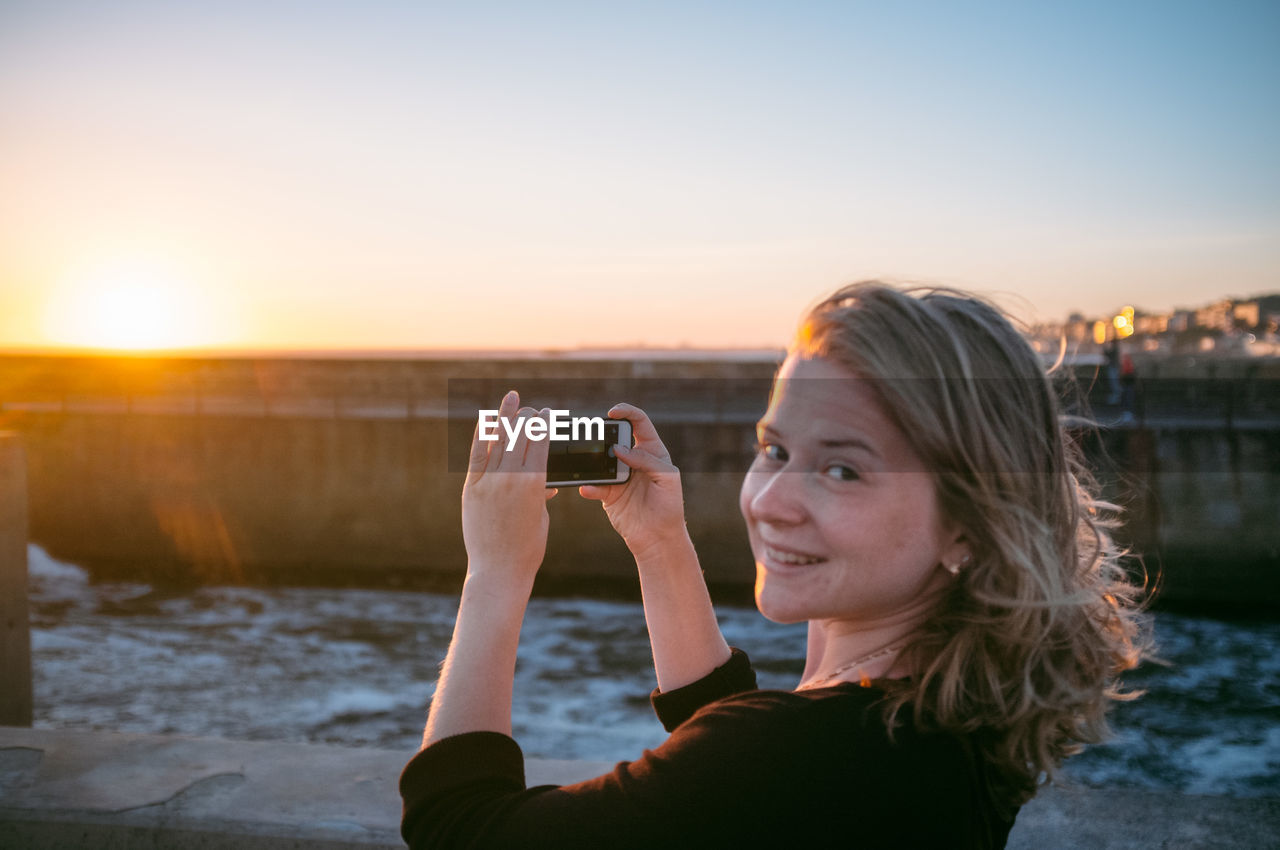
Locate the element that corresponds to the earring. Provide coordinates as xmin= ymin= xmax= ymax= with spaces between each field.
xmin=943 ymin=554 xmax=971 ymax=576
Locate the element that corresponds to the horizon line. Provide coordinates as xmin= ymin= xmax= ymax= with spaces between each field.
xmin=0 ymin=343 xmax=789 ymax=361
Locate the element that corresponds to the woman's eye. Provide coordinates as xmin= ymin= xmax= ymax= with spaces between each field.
xmin=758 ymin=443 xmax=787 ymax=463
xmin=823 ymin=464 xmax=859 ymax=482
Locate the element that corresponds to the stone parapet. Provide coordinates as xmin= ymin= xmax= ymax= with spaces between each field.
xmin=1 ymin=727 xmax=1275 ymax=849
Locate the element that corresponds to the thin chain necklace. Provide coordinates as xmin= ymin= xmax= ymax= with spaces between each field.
xmin=798 ymin=641 xmax=907 ymax=690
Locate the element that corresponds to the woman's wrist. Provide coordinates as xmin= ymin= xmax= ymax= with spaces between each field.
xmin=628 ymin=525 xmax=697 ymax=571
xmin=460 ymin=567 xmax=537 ymax=610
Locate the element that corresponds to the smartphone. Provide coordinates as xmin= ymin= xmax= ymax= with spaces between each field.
xmin=545 ymin=419 xmax=633 ymax=488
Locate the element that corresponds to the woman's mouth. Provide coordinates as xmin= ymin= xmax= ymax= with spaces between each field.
xmin=763 ymin=545 xmax=826 ymax=567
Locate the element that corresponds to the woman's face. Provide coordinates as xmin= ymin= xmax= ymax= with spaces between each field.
xmin=740 ymin=354 xmax=965 ymax=627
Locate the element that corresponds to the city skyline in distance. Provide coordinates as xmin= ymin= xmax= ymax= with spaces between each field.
xmin=5 ymin=288 xmax=1278 ymax=360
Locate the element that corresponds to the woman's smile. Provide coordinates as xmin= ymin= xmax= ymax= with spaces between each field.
xmin=761 ymin=543 xmax=827 ymax=568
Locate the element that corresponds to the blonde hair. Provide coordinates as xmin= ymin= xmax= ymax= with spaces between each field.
xmin=795 ymin=281 xmax=1149 ymax=813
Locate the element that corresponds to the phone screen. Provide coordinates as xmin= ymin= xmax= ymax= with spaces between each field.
xmin=546 ymin=421 xmax=629 ymax=486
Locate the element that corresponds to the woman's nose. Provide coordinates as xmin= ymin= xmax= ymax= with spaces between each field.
xmin=744 ymin=468 xmax=807 ymax=526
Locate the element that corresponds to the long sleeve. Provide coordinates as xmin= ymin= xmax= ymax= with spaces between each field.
xmin=648 ymin=646 xmax=756 ymax=732
xmin=400 ymin=677 xmax=1008 ymax=849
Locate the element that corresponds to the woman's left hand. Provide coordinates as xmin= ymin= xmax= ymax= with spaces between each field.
xmin=461 ymin=390 xmax=557 ymax=588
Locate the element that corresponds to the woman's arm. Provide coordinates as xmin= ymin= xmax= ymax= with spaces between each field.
xmin=423 ymin=392 xmax=554 ymax=747
xmin=421 ymin=572 xmax=531 ymax=744
xmin=580 ymin=404 xmax=730 ymax=693
xmin=630 ymin=524 xmax=731 ymax=694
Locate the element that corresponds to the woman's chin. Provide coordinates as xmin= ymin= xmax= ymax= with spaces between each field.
xmin=753 ymin=580 xmax=806 ymax=625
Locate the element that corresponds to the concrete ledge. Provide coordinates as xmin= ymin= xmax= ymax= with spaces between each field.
xmin=0 ymin=727 xmax=613 ymax=849
xmin=2 ymin=726 xmax=1276 ymax=848
xmin=0 ymin=727 xmax=407 ymax=848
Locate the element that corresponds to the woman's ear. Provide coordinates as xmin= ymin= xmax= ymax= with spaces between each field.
xmin=939 ymin=535 xmax=972 ymax=577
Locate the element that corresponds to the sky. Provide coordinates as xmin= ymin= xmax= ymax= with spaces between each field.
xmin=1 ymin=0 xmax=1277 ymax=352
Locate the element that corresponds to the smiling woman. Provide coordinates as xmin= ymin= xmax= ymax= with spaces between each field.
xmin=42 ymin=259 xmax=229 ymax=351
xmin=397 ymin=282 xmax=1149 ymax=850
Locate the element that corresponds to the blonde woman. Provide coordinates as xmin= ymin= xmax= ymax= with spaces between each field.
xmin=400 ymin=282 xmax=1147 ymax=849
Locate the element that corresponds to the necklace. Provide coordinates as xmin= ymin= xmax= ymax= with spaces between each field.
xmin=798 ymin=641 xmax=907 ymax=690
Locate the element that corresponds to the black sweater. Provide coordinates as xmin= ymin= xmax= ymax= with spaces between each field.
xmin=400 ymin=649 xmax=1015 ymax=848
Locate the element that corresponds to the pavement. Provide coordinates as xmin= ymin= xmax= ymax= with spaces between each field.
xmin=1 ymin=726 xmax=1276 ymax=849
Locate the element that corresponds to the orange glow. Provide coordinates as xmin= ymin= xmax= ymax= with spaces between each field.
xmin=1092 ymin=321 xmax=1108 ymax=345
xmin=42 ymin=258 xmax=232 ymax=350
xmin=1112 ymin=310 xmax=1135 ymax=339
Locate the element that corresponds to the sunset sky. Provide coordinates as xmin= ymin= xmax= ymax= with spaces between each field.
xmin=1 ymin=1 xmax=1277 ymax=352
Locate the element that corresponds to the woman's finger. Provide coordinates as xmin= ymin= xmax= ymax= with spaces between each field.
xmin=607 ymin=402 xmax=656 ymax=437
xmin=578 ymin=484 xmax=608 ymax=502
xmin=607 ymin=403 xmax=671 ymax=462
xmin=466 ymin=415 xmax=491 ymax=478
xmin=502 ymin=405 xmax=552 ymax=475
xmin=469 ymin=389 xmax=517 ymax=478
xmin=523 ymin=407 xmax=553 ymax=471
xmin=498 ymin=405 xmax=532 ymax=471
xmin=612 ymin=444 xmax=676 ymax=475
xmin=490 ymin=395 xmax=527 ymax=473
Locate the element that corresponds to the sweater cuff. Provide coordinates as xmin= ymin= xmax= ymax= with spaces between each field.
xmin=400 ymin=731 xmax=526 ymax=811
xmin=650 ymin=647 xmax=757 ymax=732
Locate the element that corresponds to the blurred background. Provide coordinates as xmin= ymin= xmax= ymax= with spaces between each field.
xmin=1 ymin=0 xmax=1277 ymax=797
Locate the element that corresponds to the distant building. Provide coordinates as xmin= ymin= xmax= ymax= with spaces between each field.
xmin=1168 ymin=310 xmax=1195 ymax=333
xmin=1064 ymin=313 xmax=1090 ymax=342
xmin=1196 ymin=300 xmax=1233 ymax=331
xmin=1046 ymin=292 xmax=1279 ymax=359
xmin=1134 ymin=313 xmax=1169 ymax=335
xmin=1233 ymin=301 xmax=1260 ymax=328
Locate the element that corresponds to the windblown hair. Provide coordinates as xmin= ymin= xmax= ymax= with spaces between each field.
xmin=794 ymin=281 xmax=1149 ymax=814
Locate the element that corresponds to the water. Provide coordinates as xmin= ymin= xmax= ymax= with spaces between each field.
xmin=24 ymin=545 xmax=1280 ymax=796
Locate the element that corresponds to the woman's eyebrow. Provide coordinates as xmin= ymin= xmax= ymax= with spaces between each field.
xmin=758 ymin=422 xmax=878 ymax=457
xmin=818 ymin=437 xmax=878 ymax=456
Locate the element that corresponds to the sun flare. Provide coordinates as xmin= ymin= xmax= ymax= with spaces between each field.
xmin=44 ymin=259 xmax=230 ymax=351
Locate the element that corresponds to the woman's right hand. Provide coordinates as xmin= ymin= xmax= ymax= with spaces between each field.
xmin=579 ymin=403 xmax=688 ymax=560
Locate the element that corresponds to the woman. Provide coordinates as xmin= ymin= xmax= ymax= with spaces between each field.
xmin=400 ymin=282 xmax=1148 ymax=849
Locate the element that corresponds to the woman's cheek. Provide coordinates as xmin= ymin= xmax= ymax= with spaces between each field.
xmin=738 ymin=465 xmax=761 ymax=523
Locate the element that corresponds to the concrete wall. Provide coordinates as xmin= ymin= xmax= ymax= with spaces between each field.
xmin=3 ymin=356 xmax=1278 ymax=609
xmin=8 ymin=411 xmax=761 ymax=592
xmin=1 ymin=727 xmax=1276 ymax=849
xmin=0 ymin=435 xmax=33 ymax=727
xmin=1085 ymin=426 xmax=1280 ymax=610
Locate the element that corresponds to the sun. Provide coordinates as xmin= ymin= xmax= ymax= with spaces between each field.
xmin=44 ymin=259 xmax=229 ymax=351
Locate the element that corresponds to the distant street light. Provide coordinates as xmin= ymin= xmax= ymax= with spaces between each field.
xmin=1093 ymin=321 xmax=1108 ymax=345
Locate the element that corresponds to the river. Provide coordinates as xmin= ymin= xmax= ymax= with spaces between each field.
xmin=25 ymin=545 xmax=1280 ymax=796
